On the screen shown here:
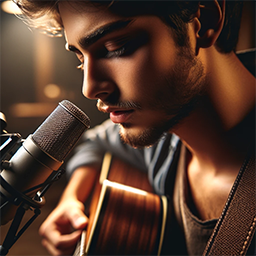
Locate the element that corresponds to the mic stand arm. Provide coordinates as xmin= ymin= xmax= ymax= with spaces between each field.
xmin=0 ymin=202 xmax=41 ymax=256
xmin=0 ymin=169 xmax=65 ymax=256
xmin=0 ymin=133 xmax=22 ymax=162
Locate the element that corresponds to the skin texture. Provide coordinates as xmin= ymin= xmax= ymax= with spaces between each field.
xmin=38 ymin=1 xmax=255 ymax=255
xmin=61 ymin=3 xmax=205 ymax=148
xmin=39 ymin=165 xmax=99 ymax=255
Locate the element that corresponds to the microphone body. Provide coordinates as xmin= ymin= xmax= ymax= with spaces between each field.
xmin=0 ymin=100 xmax=90 ymax=225
xmin=1 ymin=135 xmax=63 ymax=198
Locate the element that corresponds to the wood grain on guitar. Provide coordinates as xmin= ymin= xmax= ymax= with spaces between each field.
xmin=74 ymin=152 xmax=168 ymax=256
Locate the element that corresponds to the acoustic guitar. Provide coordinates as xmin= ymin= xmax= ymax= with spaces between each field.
xmin=73 ymin=152 xmax=169 ymax=256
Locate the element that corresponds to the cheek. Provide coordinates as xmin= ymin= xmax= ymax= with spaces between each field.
xmin=108 ymin=49 xmax=152 ymax=99
xmin=112 ymin=44 xmax=177 ymax=100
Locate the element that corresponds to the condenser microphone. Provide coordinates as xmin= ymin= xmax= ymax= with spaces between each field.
xmin=0 ymin=100 xmax=90 ymax=225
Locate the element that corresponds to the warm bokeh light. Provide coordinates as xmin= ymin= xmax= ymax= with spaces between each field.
xmin=44 ymin=84 xmax=61 ymax=99
xmin=1 ymin=0 xmax=22 ymax=15
xmin=10 ymin=103 xmax=57 ymax=117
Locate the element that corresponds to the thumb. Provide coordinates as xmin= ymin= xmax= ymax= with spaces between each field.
xmin=67 ymin=207 xmax=88 ymax=230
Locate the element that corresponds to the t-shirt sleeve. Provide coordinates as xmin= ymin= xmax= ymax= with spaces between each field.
xmin=66 ymin=119 xmax=147 ymax=177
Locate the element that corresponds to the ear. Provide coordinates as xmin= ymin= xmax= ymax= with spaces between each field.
xmin=195 ymin=0 xmax=225 ymax=54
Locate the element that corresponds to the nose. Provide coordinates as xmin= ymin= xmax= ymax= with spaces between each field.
xmin=82 ymin=55 xmax=115 ymax=101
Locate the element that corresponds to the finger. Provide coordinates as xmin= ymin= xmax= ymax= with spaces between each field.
xmin=42 ymin=229 xmax=83 ymax=254
xmin=41 ymin=238 xmax=75 ymax=256
xmin=66 ymin=208 xmax=88 ymax=230
xmin=46 ymin=229 xmax=82 ymax=249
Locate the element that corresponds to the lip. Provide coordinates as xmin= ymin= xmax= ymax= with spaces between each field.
xmin=109 ymin=109 xmax=134 ymax=123
xmin=97 ymin=104 xmax=135 ymax=123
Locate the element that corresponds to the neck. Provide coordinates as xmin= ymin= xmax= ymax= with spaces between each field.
xmin=172 ymin=49 xmax=255 ymax=174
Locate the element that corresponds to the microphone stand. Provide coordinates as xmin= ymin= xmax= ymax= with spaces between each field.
xmin=0 ymin=133 xmax=65 ymax=256
xmin=0 ymin=133 xmax=22 ymax=162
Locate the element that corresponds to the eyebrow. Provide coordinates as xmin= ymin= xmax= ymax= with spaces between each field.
xmin=67 ymin=19 xmax=133 ymax=52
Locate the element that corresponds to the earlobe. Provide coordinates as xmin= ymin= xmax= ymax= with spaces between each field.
xmin=196 ymin=0 xmax=225 ymax=53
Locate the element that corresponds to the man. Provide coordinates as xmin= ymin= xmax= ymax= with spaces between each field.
xmin=15 ymin=1 xmax=255 ymax=255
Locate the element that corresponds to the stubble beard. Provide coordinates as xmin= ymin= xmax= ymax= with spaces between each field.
xmin=119 ymin=45 xmax=206 ymax=148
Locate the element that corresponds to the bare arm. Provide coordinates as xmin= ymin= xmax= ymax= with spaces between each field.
xmin=39 ymin=165 xmax=99 ymax=256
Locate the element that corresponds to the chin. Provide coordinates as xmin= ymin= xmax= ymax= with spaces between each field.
xmin=118 ymin=123 xmax=167 ymax=148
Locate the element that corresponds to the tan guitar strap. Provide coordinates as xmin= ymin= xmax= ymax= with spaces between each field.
xmin=203 ymin=153 xmax=256 ymax=256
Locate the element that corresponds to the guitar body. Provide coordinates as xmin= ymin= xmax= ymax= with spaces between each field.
xmin=74 ymin=153 xmax=168 ymax=256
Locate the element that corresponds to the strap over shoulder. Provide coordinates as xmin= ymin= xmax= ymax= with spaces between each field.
xmin=203 ymin=152 xmax=256 ymax=256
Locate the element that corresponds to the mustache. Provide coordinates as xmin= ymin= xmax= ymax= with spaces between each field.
xmin=97 ymin=99 xmax=141 ymax=110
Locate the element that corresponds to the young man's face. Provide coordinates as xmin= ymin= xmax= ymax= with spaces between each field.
xmin=59 ymin=2 xmax=205 ymax=147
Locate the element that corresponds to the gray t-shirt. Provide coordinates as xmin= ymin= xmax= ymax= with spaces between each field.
xmin=67 ymin=119 xmax=180 ymax=195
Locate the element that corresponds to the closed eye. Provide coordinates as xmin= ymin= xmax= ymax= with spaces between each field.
xmin=70 ymin=32 xmax=147 ymax=70
xmin=76 ymin=42 xmax=128 ymax=70
xmin=105 ymin=45 xmax=127 ymax=58
xmin=103 ymin=35 xmax=130 ymax=58
xmin=104 ymin=33 xmax=147 ymax=59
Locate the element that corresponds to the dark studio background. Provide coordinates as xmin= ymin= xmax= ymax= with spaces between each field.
xmin=0 ymin=1 xmax=255 ymax=255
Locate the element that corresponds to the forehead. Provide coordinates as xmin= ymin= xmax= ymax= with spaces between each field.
xmin=58 ymin=2 xmax=127 ymax=42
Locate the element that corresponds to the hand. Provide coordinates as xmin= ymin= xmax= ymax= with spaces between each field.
xmin=39 ymin=200 xmax=88 ymax=256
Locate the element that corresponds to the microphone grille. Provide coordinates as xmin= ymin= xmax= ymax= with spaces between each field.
xmin=32 ymin=100 xmax=90 ymax=162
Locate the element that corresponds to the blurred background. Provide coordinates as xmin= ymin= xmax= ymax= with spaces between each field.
xmin=0 ymin=0 xmax=255 ymax=255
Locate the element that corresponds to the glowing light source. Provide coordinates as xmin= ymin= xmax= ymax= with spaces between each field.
xmin=1 ymin=1 xmax=22 ymax=15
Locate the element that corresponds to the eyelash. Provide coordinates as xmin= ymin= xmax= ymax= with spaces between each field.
xmin=77 ymin=45 xmax=127 ymax=71
xmin=105 ymin=45 xmax=126 ymax=58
